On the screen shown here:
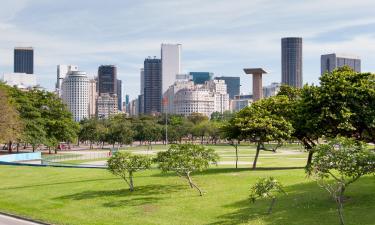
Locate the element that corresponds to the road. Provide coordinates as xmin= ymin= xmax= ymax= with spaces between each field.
xmin=0 ymin=214 xmax=45 ymax=225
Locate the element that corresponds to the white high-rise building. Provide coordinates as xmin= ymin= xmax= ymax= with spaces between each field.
xmin=88 ymin=79 xmax=97 ymax=118
xmin=61 ymin=71 xmax=89 ymax=122
xmin=161 ymin=43 xmax=181 ymax=93
xmin=56 ymin=65 xmax=78 ymax=96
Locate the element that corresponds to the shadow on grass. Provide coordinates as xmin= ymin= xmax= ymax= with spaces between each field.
xmin=151 ymin=167 xmax=304 ymax=178
xmin=0 ymin=178 xmax=118 ymax=191
xmin=56 ymin=184 xmax=185 ymax=207
xmin=206 ymin=176 xmax=375 ymax=225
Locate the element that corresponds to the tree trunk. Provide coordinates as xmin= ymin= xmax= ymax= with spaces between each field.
xmin=186 ymin=173 xmax=203 ymax=196
xmin=235 ymin=144 xmax=238 ymax=169
xmin=54 ymin=148 xmax=57 ymax=154
xmin=129 ymin=172 xmax=134 ymax=192
xmin=306 ymin=150 xmax=314 ymax=166
xmin=268 ymin=198 xmax=276 ymax=214
xmin=336 ymin=196 xmax=345 ymax=225
xmin=8 ymin=141 xmax=12 ymax=153
xmin=48 ymin=147 xmax=51 ymax=154
xmin=252 ymin=142 xmax=261 ymax=169
xmin=16 ymin=143 xmax=19 ymax=153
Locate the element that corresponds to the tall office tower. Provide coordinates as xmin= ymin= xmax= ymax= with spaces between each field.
xmin=14 ymin=47 xmax=34 ymax=74
xmin=214 ymin=76 xmax=240 ymax=99
xmin=61 ymin=71 xmax=89 ymax=122
xmin=98 ymin=65 xmax=117 ymax=95
xmin=56 ymin=65 xmax=78 ymax=96
xmin=125 ymin=94 xmax=130 ymax=113
xmin=189 ymin=72 xmax=213 ymax=84
xmin=144 ymin=57 xmax=162 ymax=114
xmin=117 ymin=79 xmax=122 ymax=111
xmin=321 ymin=53 xmax=361 ymax=75
xmin=138 ymin=68 xmax=145 ymax=114
xmin=88 ymin=79 xmax=97 ymax=118
xmin=140 ymin=68 xmax=144 ymax=95
xmin=161 ymin=43 xmax=181 ymax=93
xmin=281 ymin=37 xmax=303 ymax=88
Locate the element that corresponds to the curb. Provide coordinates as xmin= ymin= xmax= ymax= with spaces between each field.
xmin=0 ymin=211 xmax=52 ymax=225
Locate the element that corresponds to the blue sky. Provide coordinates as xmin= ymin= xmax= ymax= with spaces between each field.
xmin=1 ymin=0 xmax=375 ymax=99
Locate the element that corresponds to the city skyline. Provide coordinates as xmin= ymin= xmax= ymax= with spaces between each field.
xmin=0 ymin=1 xmax=375 ymax=99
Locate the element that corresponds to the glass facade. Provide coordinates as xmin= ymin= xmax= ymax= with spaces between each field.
xmin=281 ymin=37 xmax=303 ymax=88
xmin=144 ymin=58 xmax=162 ymax=114
xmin=14 ymin=47 xmax=34 ymax=74
xmin=189 ymin=72 xmax=213 ymax=84
xmin=214 ymin=76 xmax=240 ymax=99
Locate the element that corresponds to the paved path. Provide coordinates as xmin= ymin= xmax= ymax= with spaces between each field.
xmin=0 ymin=214 xmax=45 ymax=225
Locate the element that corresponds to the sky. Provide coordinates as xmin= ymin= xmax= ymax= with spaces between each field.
xmin=1 ymin=0 xmax=375 ymax=100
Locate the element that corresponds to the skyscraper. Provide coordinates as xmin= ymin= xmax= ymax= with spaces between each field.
xmin=98 ymin=65 xmax=117 ymax=95
xmin=190 ymin=72 xmax=213 ymax=84
xmin=281 ymin=37 xmax=303 ymax=88
xmin=321 ymin=53 xmax=361 ymax=75
xmin=88 ymin=79 xmax=97 ymax=118
xmin=140 ymin=68 xmax=144 ymax=95
xmin=144 ymin=57 xmax=162 ymax=114
xmin=61 ymin=71 xmax=89 ymax=122
xmin=214 ymin=76 xmax=240 ymax=99
xmin=161 ymin=43 xmax=181 ymax=93
xmin=14 ymin=47 xmax=34 ymax=74
xmin=117 ymin=79 xmax=122 ymax=111
xmin=56 ymin=65 xmax=78 ymax=96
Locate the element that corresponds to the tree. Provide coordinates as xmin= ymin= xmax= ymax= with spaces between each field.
xmin=106 ymin=115 xmax=134 ymax=148
xmin=0 ymin=86 xmax=23 ymax=152
xmin=233 ymin=96 xmax=294 ymax=169
xmin=306 ymin=137 xmax=375 ymax=225
xmin=249 ymin=177 xmax=285 ymax=214
xmin=155 ymin=144 xmax=219 ymax=196
xmin=221 ymin=117 xmax=242 ymax=168
xmin=79 ymin=118 xmax=100 ymax=149
xmin=187 ymin=112 xmax=209 ymax=125
xmin=107 ymin=152 xmax=151 ymax=191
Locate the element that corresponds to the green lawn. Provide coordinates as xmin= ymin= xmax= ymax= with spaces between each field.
xmin=0 ymin=165 xmax=374 ymax=225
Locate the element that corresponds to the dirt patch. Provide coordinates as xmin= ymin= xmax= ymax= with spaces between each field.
xmin=141 ymin=204 xmax=158 ymax=214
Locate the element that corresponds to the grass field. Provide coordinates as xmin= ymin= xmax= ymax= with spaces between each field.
xmin=0 ymin=144 xmax=374 ymax=225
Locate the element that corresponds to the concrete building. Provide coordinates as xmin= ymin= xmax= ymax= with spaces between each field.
xmin=163 ymin=75 xmax=195 ymax=114
xmin=129 ymin=98 xmax=139 ymax=116
xmin=161 ymin=43 xmax=181 ymax=93
xmin=117 ymin=79 xmax=122 ymax=111
xmin=189 ymin=72 xmax=213 ymax=84
xmin=164 ymin=79 xmax=229 ymax=117
xmin=321 ymin=53 xmax=361 ymax=75
xmin=61 ymin=71 xmax=89 ymax=122
xmin=96 ymin=93 xmax=118 ymax=119
xmin=144 ymin=57 xmax=162 ymax=114
xmin=243 ymin=68 xmax=268 ymax=102
xmin=56 ymin=65 xmax=78 ymax=96
xmin=14 ymin=47 xmax=34 ymax=74
xmin=263 ymin=82 xmax=281 ymax=98
xmin=231 ymin=94 xmax=253 ymax=112
xmin=88 ymin=79 xmax=97 ymax=118
xmin=214 ymin=76 xmax=240 ymax=99
xmin=98 ymin=65 xmax=117 ymax=96
xmin=282 ymin=37 xmax=303 ymax=88
xmin=2 ymin=73 xmax=37 ymax=89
